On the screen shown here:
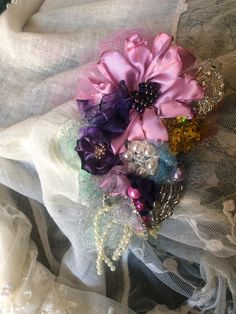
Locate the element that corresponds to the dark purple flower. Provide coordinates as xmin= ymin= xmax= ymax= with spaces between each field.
xmin=77 ymin=80 xmax=132 ymax=138
xmin=75 ymin=127 xmax=122 ymax=175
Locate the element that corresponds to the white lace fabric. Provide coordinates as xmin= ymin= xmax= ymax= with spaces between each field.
xmin=0 ymin=1 xmax=236 ymax=313
xmin=0 ymin=203 xmax=135 ymax=314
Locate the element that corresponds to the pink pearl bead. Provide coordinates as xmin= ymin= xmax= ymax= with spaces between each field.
xmin=173 ymin=165 xmax=185 ymax=182
xmin=126 ymin=186 xmax=141 ymax=200
xmin=142 ymin=215 xmax=150 ymax=224
xmin=134 ymin=200 xmax=146 ymax=212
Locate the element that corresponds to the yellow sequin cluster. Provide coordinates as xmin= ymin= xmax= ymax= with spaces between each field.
xmin=165 ymin=117 xmax=203 ymax=155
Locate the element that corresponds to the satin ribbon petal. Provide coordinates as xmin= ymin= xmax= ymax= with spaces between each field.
xmin=157 ymin=75 xmax=205 ymax=104
xmin=111 ymin=108 xmax=169 ymax=154
xmin=144 ymin=47 xmax=182 ymax=86
xmin=76 ymin=77 xmax=100 ymax=101
xmin=157 ymin=100 xmax=193 ymax=118
xmin=76 ymin=63 xmax=109 ymax=101
xmin=142 ymin=108 xmax=169 ymax=141
xmin=152 ymin=32 xmax=173 ymax=59
xmin=177 ymin=46 xmax=196 ymax=72
xmin=127 ymin=110 xmax=146 ymax=141
xmin=111 ymin=111 xmax=145 ymax=154
xmin=89 ymin=77 xmax=116 ymax=94
xmin=125 ymin=34 xmax=152 ymax=81
xmin=98 ymin=51 xmax=140 ymax=91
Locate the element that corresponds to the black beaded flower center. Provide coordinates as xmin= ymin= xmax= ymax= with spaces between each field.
xmin=131 ymin=82 xmax=160 ymax=113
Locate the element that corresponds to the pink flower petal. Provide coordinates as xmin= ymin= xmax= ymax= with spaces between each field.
xmin=177 ymin=46 xmax=196 ymax=72
xmin=144 ymin=46 xmax=182 ymax=87
xmin=125 ymin=34 xmax=152 ymax=81
xmin=157 ymin=100 xmax=193 ymax=118
xmin=157 ymin=75 xmax=204 ymax=103
xmin=89 ymin=77 xmax=116 ymax=94
xmin=76 ymin=77 xmax=102 ymax=103
xmin=127 ymin=110 xmax=146 ymax=141
xmin=111 ymin=133 xmax=128 ymax=155
xmin=97 ymin=62 xmax=115 ymax=84
xmin=76 ymin=63 xmax=111 ymax=102
xmin=142 ymin=108 xmax=169 ymax=141
xmin=152 ymin=32 xmax=173 ymax=59
xmin=98 ymin=50 xmax=140 ymax=91
xmin=111 ymin=111 xmax=145 ymax=154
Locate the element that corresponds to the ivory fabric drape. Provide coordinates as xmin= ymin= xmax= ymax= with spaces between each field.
xmin=0 ymin=1 xmax=235 ymax=313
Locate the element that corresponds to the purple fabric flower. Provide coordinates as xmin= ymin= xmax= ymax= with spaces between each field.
xmin=75 ymin=127 xmax=122 ymax=175
xmin=77 ymin=80 xmax=132 ymax=138
xmin=98 ymin=165 xmax=130 ymax=196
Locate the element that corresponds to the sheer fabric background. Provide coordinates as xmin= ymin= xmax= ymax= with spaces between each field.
xmin=0 ymin=0 xmax=235 ymax=313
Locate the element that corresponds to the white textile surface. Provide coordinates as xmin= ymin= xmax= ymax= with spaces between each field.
xmin=0 ymin=1 xmax=236 ymax=313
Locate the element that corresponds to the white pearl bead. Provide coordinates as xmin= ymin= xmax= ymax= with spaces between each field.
xmin=128 ymin=163 xmax=137 ymax=173
xmin=123 ymin=151 xmax=132 ymax=160
xmin=137 ymin=167 xmax=147 ymax=176
xmin=130 ymin=141 xmax=141 ymax=152
xmin=112 ymin=256 xmax=118 ymax=261
xmin=144 ymin=145 xmax=155 ymax=157
xmin=146 ymin=159 xmax=158 ymax=172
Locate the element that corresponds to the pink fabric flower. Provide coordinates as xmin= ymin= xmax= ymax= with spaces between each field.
xmin=77 ymin=32 xmax=204 ymax=154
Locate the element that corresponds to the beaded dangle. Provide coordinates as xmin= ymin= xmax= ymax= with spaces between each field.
xmin=94 ymin=195 xmax=133 ymax=275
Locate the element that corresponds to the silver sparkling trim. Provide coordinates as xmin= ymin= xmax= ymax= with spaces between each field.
xmin=195 ymin=65 xmax=224 ymax=116
xmin=150 ymin=183 xmax=184 ymax=227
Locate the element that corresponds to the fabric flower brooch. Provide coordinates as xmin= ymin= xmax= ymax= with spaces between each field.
xmin=75 ymin=32 xmax=224 ymax=274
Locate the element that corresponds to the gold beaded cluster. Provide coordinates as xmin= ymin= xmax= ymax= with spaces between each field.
xmin=165 ymin=117 xmax=203 ymax=155
xmin=165 ymin=65 xmax=224 ymax=155
xmin=94 ymin=143 xmax=106 ymax=160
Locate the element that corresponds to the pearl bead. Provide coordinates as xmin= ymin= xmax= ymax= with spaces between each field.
xmin=137 ymin=167 xmax=147 ymax=176
xmin=142 ymin=215 xmax=150 ymax=224
xmin=146 ymin=159 xmax=158 ymax=171
xmin=127 ymin=186 xmax=141 ymax=200
xmin=134 ymin=200 xmax=146 ymax=212
xmin=173 ymin=165 xmax=185 ymax=182
xmin=94 ymin=201 xmax=133 ymax=276
xmin=128 ymin=163 xmax=137 ymax=173
xmin=144 ymin=145 xmax=156 ymax=157
xmin=123 ymin=151 xmax=132 ymax=160
xmin=130 ymin=141 xmax=141 ymax=152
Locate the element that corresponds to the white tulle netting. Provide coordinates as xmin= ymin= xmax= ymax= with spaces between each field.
xmin=0 ymin=0 xmax=236 ymax=313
